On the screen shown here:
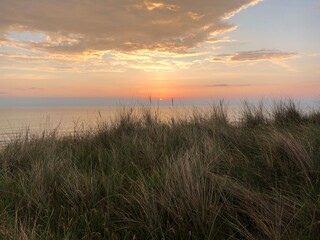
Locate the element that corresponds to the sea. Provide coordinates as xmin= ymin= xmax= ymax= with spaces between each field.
xmin=0 ymin=99 xmax=319 ymax=148
xmin=0 ymin=106 xmax=216 ymax=147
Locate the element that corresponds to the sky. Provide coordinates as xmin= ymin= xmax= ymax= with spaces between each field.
xmin=0 ymin=0 xmax=319 ymax=106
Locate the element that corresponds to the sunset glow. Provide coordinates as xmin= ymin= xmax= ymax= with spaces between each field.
xmin=0 ymin=0 xmax=319 ymax=105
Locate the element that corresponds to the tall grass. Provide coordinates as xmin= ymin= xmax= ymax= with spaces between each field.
xmin=0 ymin=101 xmax=319 ymax=239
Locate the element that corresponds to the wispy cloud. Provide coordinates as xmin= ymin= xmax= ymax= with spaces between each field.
xmin=211 ymin=49 xmax=298 ymax=62
xmin=0 ymin=91 xmax=8 ymax=95
xmin=203 ymin=84 xmax=252 ymax=87
xmin=15 ymin=88 xmax=26 ymax=91
xmin=15 ymin=87 xmax=44 ymax=91
xmin=307 ymin=53 xmax=320 ymax=57
xmin=29 ymin=87 xmax=44 ymax=90
xmin=0 ymin=47 xmax=207 ymax=73
xmin=0 ymin=37 xmax=7 ymax=44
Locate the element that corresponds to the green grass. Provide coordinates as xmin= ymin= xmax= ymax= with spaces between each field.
xmin=0 ymin=101 xmax=320 ymax=239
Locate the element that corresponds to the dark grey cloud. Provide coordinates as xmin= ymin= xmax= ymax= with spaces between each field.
xmin=0 ymin=0 xmax=260 ymax=53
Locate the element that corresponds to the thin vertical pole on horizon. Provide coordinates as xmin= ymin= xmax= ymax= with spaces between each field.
xmin=149 ymin=96 xmax=152 ymax=106
xmin=172 ymin=98 xmax=174 ymax=107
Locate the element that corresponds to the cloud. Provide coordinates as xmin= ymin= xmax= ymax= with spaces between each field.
xmin=0 ymin=91 xmax=8 ymax=95
xmin=29 ymin=87 xmax=44 ymax=90
xmin=15 ymin=88 xmax=26 ymax=91
xmin=307 ymin=53 xmax=320 ymax=57
xmin=0 ymin=37 xmax=8 ymax=45
xmin=212 ymin=49 xmax=298 ymax=62
xmin=0 ymin=0 xmax=260 ymax=54
xmin=15 ymin=87 xmax=44 ymax=91
xmin=0 ymin=46 xmax=208 ymax=73
xmin=204 ymin=84 xmax=251 ymax=87
xmin=0 ymin=51 xmax=128 ymax=73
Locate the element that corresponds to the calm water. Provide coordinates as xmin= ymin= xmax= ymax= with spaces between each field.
xmin=0 ymin=106 xmax=220 ymax=146
xmin=1 ymin=101 xmax=318 ymax=147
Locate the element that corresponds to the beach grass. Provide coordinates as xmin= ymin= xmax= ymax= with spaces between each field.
xmin=0 ymin=100 xmax=320 ymax=239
